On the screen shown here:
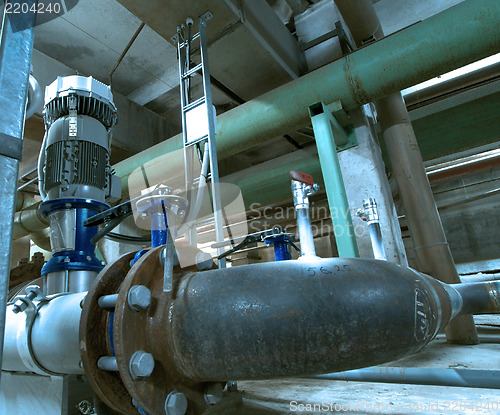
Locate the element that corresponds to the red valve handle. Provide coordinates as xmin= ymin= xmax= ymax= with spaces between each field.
xmin=290 ymin=170 xmax=314 ymax=186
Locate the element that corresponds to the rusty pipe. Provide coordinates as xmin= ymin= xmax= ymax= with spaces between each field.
xmin=84 ymin=251 xmax=500 ymax=413
xmin=166 ymin=259 xmax=464 ymax=381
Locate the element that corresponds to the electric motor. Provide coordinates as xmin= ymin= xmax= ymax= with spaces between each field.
xmin=38 ymin=76 xmax=118 ymax=294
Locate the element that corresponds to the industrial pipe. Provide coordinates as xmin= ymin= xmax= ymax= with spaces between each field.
xmin=334 ymin=0 xmax=481 ymax=344
xmin=3 ymin=292 xmax=85 ymax=376
xmin=454 ymin=282 xmax=500 ymax=315
xmin=313 ymin=367 xmax=500 ymax=389
xmin=0 ymin=1 xmax=37 ymax=381
xmin=25 ymin=74 xmax=43 ymax=119
xmin=81 ymin=250 xmax=500 ymax=413
xmin=114 ymin=0 xmax=500 ymax=196
xmin=13 ymin=202 xmax=48 ymax=240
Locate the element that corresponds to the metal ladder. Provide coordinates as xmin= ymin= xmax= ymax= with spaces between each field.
xmin=175 ymin=12 xmax=226 ymax=268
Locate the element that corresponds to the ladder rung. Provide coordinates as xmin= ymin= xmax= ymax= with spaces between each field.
xmin=185 ymin=134 xmax=208 ymax=147
xmin=183 ymin=96 xmax=206 ymax=113
xmin=179 ymin=32 xmax=200 ymax=49
xmin=183 ymin=63 xmax=203 ymax=78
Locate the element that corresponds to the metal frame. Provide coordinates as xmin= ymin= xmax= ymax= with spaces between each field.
xmin=177 ymin=13 xmax=226 ymax=268
xmin=223 ymin=0 xmax=307 ymax=79
xmin=0 ymin=0 xmax=36 ymax=377
xmin=309 ymin=102 xmax=359 ymax=258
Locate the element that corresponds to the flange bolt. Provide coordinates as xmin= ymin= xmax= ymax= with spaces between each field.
xmin=127 ymin=285 xmax=151 ymax=311
xmin=129 ymin=351 xmax=155 ymax=379
xmin=164 ymin=391 xmax=188 ymax=415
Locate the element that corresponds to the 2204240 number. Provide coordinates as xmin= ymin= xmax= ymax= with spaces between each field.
xmin=5 ymin=2 xmax=62 ymax=14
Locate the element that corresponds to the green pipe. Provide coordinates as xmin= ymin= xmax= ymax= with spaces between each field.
xmin=309 ymin=103 xmax=359 ymax=258
xmin=114 ymin=0 xmax=500 ymax=194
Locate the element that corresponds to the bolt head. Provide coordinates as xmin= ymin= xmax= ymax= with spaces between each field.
xmin=204 ymin=382 xmax=223 ymax=405
xmin=127 ymin=285 xmax=151 ymax=311
xmin=164 ymin=391 xmax=187 ymax=415
xmin=129 ymin=351 xmax=155 ymax=379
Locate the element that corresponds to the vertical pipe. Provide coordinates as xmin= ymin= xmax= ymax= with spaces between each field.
xmin=363 ymin=198 xmax=387 ymax=261
xmin=0 ymin=1 xmax=36 ymax=377
xmin=309 ymin=103 xmax=359 ymax=258
xmin=334 ymin=0 xmax=479 ymax=345
xmin=296 ymin=208 xmax=316 ymax=257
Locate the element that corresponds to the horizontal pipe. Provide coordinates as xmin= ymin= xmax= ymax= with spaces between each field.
xmin=313 ymin=367 xmax=500 ymax=389
xmin=114 ymin=0 xmax=500 ymax=195
xmin=3 ymin=292 xmax=85 ymax=375
xmin=454 ymin=281 xmax=500 ymax=315
xmin=169 ymin=258 xmax=465 ymax=381
xmin=460 ymin=273 xmax=500 ymax=283
xmin=404 ymin=60 xmax=500 ymax=110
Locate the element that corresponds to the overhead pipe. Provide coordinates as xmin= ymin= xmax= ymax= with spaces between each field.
xmin=113 ymin=0 xmax=500 ymax=197
xmin=334 ymin=0 xmax=483 ymax=344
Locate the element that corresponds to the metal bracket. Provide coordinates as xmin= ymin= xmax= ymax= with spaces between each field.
xmin=308 ymin=101 xmax=357 ymax=152
xmin=0 ymin=132 xmax=23 ymax=160
xmin=200 ymin=11 xmax=213 ymax=24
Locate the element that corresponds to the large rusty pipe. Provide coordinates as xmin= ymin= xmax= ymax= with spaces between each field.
xmin=85 ymin=251 xmax=500 ymax=413
xmin=334 ymin=0 xmax=479 ymax=344
xmin=169 ymin=259 xmax=463 ymax=381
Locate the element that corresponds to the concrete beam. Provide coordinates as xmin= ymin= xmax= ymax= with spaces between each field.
xmin=224 ymin=0 xmax=307 ymax=78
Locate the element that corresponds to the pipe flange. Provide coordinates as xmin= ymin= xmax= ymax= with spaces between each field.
xmin=113 ymin=247 xmax=210 ymax=415
xmin=79 ymin=251 xmax=137 ymax=415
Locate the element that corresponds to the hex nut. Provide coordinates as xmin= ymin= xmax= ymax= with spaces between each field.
xmin=204 ymin=382 xmax=223 ymax=405
xmin=127 ymin=285 xmax=151 ymax=311
xmin=129 ymin=351 xmax=155 ymax=379
xmin=164 ymin=391 xmax=188 ymax=415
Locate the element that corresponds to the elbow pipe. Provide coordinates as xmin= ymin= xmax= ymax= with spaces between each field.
xmin=13 ymin=202 xmax=48 ymax=240
xmin=25 ymin=74 xmax=43 ymax=119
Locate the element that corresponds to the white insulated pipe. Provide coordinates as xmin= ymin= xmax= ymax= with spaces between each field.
xmin=2 ymin=292 xmax=85 ymax=376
